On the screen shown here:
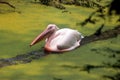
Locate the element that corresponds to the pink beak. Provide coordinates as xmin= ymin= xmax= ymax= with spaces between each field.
xmin=30 ymin=28 xmax=51 ymax=47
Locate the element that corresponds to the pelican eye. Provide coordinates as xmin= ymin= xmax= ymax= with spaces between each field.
xmin=48 ymin=26 xmax=53 ymax=29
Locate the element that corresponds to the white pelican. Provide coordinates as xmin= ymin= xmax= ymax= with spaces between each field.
xmin=30 ymin=24 xmax=84 ymax=52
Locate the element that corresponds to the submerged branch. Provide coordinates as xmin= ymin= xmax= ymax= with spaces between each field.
xmin=80 ymin=25 xmax=120 ymax=46
xmin=0 ymin=25 xmax=120 ymax=68
xmin=0 ymin=1 xmax=15 ymax=9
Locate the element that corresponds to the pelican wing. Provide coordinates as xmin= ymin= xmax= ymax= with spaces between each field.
xmin=47 ymin=28 xmax=83 ymax=51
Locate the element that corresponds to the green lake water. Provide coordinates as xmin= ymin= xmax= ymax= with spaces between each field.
xmin=0 ymin=0 xmax=120 ymax=80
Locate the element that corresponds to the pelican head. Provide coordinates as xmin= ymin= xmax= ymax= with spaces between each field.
xmin=30 ymin=24 xmax=59 ymax=46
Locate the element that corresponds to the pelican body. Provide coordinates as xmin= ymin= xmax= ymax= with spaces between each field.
xmin=30 ymin=24 xmax=84 ymax=52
